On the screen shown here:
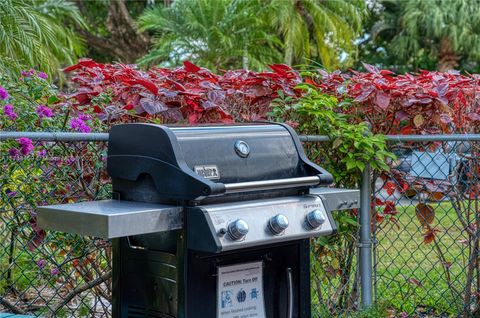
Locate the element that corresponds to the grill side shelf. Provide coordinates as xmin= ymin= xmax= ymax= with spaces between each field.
xmin=37 ymin=200 xmax=183 ymax=239
xmin=309 ymin=188 xmax=360 ymax=212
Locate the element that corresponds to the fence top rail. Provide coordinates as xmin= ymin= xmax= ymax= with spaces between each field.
xmin=384 ymin=134 xmax=480 ymax=142
xmin=300 ymin=134 xmax=480 ymax=142
xmin=0 ymin=131 xmax=109 ymax=142
xmin=1 ymin=131 xmax=480 ymax=143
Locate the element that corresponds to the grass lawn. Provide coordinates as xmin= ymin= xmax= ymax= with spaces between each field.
xmin=375 ymin=200 xmax=471 ymax=316
xmin=308 ymin=199 xmax=472 ymax=317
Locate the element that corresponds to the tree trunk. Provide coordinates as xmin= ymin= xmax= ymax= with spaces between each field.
xmin=76 ymin=0 xmax=151 ymax=64
xmin=438 ymin=37 xmax=460 ymax=71
xmin=242 ymin=44 xmax=249 ymax=70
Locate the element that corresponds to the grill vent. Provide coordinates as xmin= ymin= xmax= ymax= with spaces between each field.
xmin=127 ymin=305 xmax=174 ymax=318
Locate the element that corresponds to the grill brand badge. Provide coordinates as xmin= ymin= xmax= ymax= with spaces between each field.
xmin=194 ymin=165 xmax=220 ymax=180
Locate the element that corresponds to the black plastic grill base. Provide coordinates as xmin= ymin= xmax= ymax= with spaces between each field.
xmin=112 ymin=233 xmax=311 ymax=318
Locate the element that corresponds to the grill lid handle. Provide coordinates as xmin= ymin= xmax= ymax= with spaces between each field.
xmin=223 ymin=175 xmax=330 ymax=194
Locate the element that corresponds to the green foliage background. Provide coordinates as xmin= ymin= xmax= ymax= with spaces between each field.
xmin=0 ymin=0 xmax=85 ymax=78
xmin=3 ymin=0 xmax=480 ymax=75
xmin=269 ymin=83 xmax=394 ymax=314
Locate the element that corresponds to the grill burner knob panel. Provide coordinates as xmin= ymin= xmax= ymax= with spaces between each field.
xmin=187 ymin=195 xmax=336 ymax=252
xmin=269 ymin=214 xmax=289 ymax=235
xmin=306 ymin=209 xmax=326 ymax=229
xmin=228 ymin=219 xmax=249 ymax=241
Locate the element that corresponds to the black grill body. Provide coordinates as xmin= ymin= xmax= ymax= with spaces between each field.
xmin=108 ymin=123 xmax=336 ymax=318
xmin=113 ymin=236 xmax=311 ymax=318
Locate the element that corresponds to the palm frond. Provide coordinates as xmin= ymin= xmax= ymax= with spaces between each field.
xmin=138 ymin=0 xmax=282 ymax=71
xmin=267 ymin=0 xmax=366 ymax=68
xmin=378 ymin=0 xmax=480 ymax=69
xmin=0 ymin=0 xmax=85 ymax=78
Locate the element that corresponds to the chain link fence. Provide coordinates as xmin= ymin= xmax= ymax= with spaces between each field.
xmin=374 ymin=136 xmax=480 ymax=317
xmin=1 ymin=133 xmax=479 ymax=317
xmin=0 ymin=137 xmax=111 ymax=317
xmin=304 ymin=139 xmax=361 ymax=318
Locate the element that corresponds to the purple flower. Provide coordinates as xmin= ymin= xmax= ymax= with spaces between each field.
xmin=70 ymin=117 xmax=91 ymax=133
xmin=3 ymin=104 xmax=17 ymax=120
xmin=37 ymin=259 xmax=46 ymax=269
xmin=37 ymin=72 xmax=48 ymax=79
xmin=37 ymin=149 xmax=47 ymax=157
xmin=36 ymin=105 xmax=54 ymax=119
xmin=8 ymin=148 xmax=20 ymax=160
xmin=50 ymin=268 xmax=59 ymax=276
xmin=28 ymin=69 xmax=35 ymax=76
xmin=65 ymin=157 xmax=75 ymax=165
xmin=16 ymin=137 xmax=34 ymax=156
xmin=6 ymin=190 xmax=17 ymax=197
xmin=0 ymin=86 xmax=8 ymax=100
xmin=78 ymin=114 xmax=91 ymax=121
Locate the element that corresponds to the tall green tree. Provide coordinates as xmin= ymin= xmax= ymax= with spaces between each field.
xmin=138 ymin=0 xmax=365 ymax=71
xmin=369 ymin=0 xmax=480 ymax=71
xmin=268 ymin=0 xmax=365 ymax=68
xmin=138 ymin=0 xmax=281 ymax=71
xmin=0 ymin=0 xmax=85 ymax=77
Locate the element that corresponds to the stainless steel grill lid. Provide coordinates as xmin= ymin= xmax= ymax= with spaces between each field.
xmin=107 ymin=123 xmax=333 ymax=202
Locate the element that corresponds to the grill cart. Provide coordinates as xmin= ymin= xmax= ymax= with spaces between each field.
xmin=38 ymin=123 xmax=359 ymax=318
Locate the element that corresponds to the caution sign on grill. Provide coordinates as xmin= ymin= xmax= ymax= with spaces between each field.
xmin=217 ymin=261 xmax=266 ymax=318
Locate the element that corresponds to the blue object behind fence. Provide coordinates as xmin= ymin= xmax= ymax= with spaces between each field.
xmin=410 ymin=150 xmax=457 ymax=180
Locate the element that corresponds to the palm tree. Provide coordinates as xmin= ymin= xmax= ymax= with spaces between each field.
xmin=267 ymin=0 xmax=365 ymax=68
xmin=138 ymin=0 xmax=282 ymax=71
xmin=0 ymin=0 xmax=85 ymax=77
xmin=372 ymin=0 xmax=480 ymax=71
xmin=139 ymin=0 xmax=365 ymax=70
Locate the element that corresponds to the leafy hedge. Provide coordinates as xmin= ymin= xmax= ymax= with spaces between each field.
xmin=308 ymin=64 xmax=480 ymax=134
xmin=64 ymin=59 xmax=301 ymax=125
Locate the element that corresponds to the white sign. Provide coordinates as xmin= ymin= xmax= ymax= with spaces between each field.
xmin=217 ymin=261 xmax=266 ymax=318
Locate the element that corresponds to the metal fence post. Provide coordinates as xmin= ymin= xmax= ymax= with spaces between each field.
xmin=359 ymin=163 xmax=373 ymax=308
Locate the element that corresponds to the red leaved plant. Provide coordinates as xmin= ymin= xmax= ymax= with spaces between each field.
xmin=64 ymin=59 xmax=302 ymax=125
xmin=310 ymin=63 xmax=480 ymax=134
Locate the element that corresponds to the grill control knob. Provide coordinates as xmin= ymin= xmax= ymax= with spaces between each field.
xmin=306 ymin=210 xmax=326 ymax=229
xmin=269 ymin=214 xmax=289 ymax=235
xmin=227 ymin=219 xmax=249 ymax=241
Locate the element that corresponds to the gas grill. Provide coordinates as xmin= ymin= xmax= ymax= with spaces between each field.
xmin=38 ymin=123 xmax=359 ymax=318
